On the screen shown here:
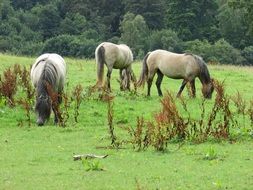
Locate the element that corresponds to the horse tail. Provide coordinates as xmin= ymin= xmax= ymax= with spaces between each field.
xmin=137 ymin=52 xmax=151 ymax=87
xmin=193 ymin=55 xmax=211 ymax=84
xmin=96 ymin=45 xmax=105 ymax=86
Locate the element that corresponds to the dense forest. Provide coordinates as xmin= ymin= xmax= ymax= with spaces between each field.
xmin=0 ymin=0 xmax=252 ymax=64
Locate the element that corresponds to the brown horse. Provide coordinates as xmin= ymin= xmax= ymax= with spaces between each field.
xmin=137 ymin=50 xmax=214 ymax=98
xmin=95 ymin=42 xmax=136 ymax=91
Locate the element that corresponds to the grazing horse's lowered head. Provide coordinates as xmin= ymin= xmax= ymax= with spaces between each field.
xmin=31 ymin=53 xmax=66 ymax=126
xmin=95 ymin=42 xmax=136 ymax=91
xmin=137 ymin=50 xmax=214 ymax=99
xmin=191 ymin=54 xmax=214 ymax=99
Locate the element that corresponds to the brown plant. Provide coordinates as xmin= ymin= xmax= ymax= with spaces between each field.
xmin=72 ymin=84 xmax=84 ymax=123
xmin=231 ymin=91 xmax=247 ymax=115
xmin=0 ymin=67 xmax=18 ymax=106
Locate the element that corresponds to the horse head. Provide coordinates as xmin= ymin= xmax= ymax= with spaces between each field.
xmin=202 ymin=79 xmax=214 ymax=99
xmin=35 ymin=95 xmax=51 ymax=126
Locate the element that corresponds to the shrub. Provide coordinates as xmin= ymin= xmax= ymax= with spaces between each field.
xmin=149 ymin=29 xmax=182 ymax=52
xmin=43 ymin=35 xmax=97 ymax=58
xmin=185 ymin=39 xmax=245 ymax=65
xmin=42 ymin=35 xmax=75 ymax=57
xmin=212 ymin=39 xmax=245 ymax=65
xmin=242 ymin=46 xmax=253 ymax=65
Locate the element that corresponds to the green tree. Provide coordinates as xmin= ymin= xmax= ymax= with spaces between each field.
xmin=59 ymin=13 xmax=87 ymax=35
xmin=149 ymin=29 xmax=182 ymax=52
xmin=120 ymin=12 xmax=148 ymax=57
xmin=229 ymin=0 xmax=253 ymax=35
xmin=123 ymin=0 xmax=166 ymax=29
xmin=217 ymin=3 xmax=251 ymax=48
xmin=167 ymin=0 xmax=220 ymax=41
xmin=60 ymin=0 xmax=123 ymax=39
xmin=10 ymin=0 xmax=49 ymax=10
xmin=0 ymin=0 xmax=14 ymax=20
xmin=36 ymin=4 xmax=61 ymax=39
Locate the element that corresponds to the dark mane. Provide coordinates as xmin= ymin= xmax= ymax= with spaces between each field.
xmin=37 ymin=61 xmax=58 ymax=96
xmin=191 ymin=54 xmax=211 ymax=84
xmin=35 ymin=60 xmax=59 ymax=123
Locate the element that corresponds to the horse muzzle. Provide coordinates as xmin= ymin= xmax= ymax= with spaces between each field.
xmin=36 ymin=118 xmax=45 ymax=126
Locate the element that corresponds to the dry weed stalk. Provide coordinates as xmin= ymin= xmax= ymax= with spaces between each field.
xmin=248 ymin=100 xmax=253 ymax=126
xmin=106 ymin=93 xmax=117 ymax=146
xmin=0 ymin=67 xmax=18 ymax=106
xmin=17 ymin=98 xmax=32 ymax=126
xmin=208 ymin=80 xmax=232 ymax=139
xmin=232 ymin=91 xmax=246 ymax=115
xmin=46 ymin=83 xmax=65 ymax=127
xmin=72 ymin=84 xmax=84 ymax=122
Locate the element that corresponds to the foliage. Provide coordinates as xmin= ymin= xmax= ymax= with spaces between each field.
xmin=217 ymin=3 xmax=252 ymax=48
xmin=229 ymin=0 xmax=253 ymax=36
xmin=166 ymin=0 xmax=220 ymax=41
xmin=0 ymin=0 xmax=252 ymax=63
xmin=203 ymin=146 xmax=218 ymax=160
xmin=42 ymin=35 xmax=97 ymax=58
xmin=81 ymin=159 xmax=104 ymax=171
xmin=185 ymin=39 xmax=246 ymax=65
xmin=148 ymin=29 xmax=182 ymax=52
xmin=120 ymin=12 xmax=149 ymax=58
xmin=242 ymin=46 xmax=253 ymax=65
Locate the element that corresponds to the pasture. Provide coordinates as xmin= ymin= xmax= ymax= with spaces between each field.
xmin=0 ymin=53 xmax=253 ymax=190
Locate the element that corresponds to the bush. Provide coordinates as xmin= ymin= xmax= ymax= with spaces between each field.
xmin=185 ymin=39 xmax=245 ymax=65
xmin=0 ymin=36 xmax=11 ymax=52
xmin=149 ymin=29 xmax=183 ymax=52
xmin=184 ymin=39 xmax=212 ymax=59
xmin=42 ymin=34 xmax=98 ymax=58
xmin=69 ymin=38 xmax=97 ymax=58
xmin=212 ymin=39 xmax=245 ymax=65
xmin=242 ymin=46 xmax=253 ymax=65
xmin=42 ymin=35 xmax=76 ymax=56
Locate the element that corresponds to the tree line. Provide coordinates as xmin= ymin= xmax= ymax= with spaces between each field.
xmin=0 ymin=0 xmax=252 ymax=64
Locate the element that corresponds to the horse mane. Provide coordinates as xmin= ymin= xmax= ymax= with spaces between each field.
xmin=37 ymin=60 xmax=58 ymax=96
xmin=191 ymin=54 xmax=211 ymax=84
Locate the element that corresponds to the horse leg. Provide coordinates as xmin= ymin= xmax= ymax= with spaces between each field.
xmin=107 ymin=68 xmax=112 ymax=92
xmin=190 ymin=79 xmax=196 ymax=98
xmin=177 ymin=79 xmax=188 ymax=97
xmin=119 ymin=69 xmax=124 ymax=91
xmin=155 ymin=70 xmax=164 ymax=96
xmin=147 ymin=71 xmax=156 ymax=96
xmin=126 ymin=68 xmax=131 ymax=91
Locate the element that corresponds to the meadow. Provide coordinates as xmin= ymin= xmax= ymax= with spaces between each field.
xmin=0 ymin=53 xmax=253 ymax=190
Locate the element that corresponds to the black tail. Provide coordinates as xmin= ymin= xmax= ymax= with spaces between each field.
xmin=137 ymin=52 xmax=150 ymax=87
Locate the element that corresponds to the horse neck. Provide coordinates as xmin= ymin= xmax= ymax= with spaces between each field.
xmin=198 ymin=63 xmax=211 ymax=85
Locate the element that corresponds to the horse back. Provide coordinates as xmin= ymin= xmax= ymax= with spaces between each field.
xmin=148 ymin=50 xmax=199 ymax=79
xmin=31 ymin=53 xmax=66 ymax=91
xmin=98 ymin=42 xmax=133 ymax=69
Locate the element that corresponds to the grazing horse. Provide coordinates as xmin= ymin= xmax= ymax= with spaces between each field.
xmin=137 ymin=50 xmax=214 ymax=99
xmin=95 ymin=42 xmax=136 ymax=91
xmin=30 ymin=53 xmax=66 ymax=126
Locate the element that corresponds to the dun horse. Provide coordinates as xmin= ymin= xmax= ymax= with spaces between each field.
xmin=95 ymin=42 xmax=136 ymax=91
xmin=137 ymin=50 xmax=214 ymax=98
xmin=31 ymin=53 xmax=66 ymax=126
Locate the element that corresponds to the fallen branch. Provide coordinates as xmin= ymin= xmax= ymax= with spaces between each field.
xmin=73 ymin=154 xmax=108 ymax=161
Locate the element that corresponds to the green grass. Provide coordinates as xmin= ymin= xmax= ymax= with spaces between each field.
xmin=1 ymin=53 xmax=253 ymax=190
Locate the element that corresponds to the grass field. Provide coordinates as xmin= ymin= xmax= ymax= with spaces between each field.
xmin=1 ymin=53 xmax=253 ymax=190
